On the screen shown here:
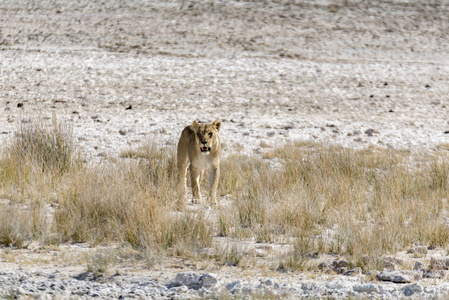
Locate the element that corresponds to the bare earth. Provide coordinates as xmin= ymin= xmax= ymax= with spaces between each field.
xmin=1 ymin=0 xmax=449 ymax=298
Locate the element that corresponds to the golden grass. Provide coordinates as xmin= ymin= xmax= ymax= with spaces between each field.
xmin=1 ymin=120 xmax=449 ymax=271
xmin=219 ymin=143 xmax=449 ymax=270
xmin=0 ymin=202 xmax=45 ymax=248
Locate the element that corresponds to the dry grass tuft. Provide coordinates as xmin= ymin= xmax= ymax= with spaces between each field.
xmin=56 ymin=143 xmax=213 ymax=254
xmin=1 ymin=120 xmax=449 ymax=271
xmin=161 ymin=211 xmax=214 ymax=255
xmin=1 ymin=118 xmax=79 ymax=180
xmin=0 ymin=118 xmax=76 ymax=247
xmin=86 ymin=249 xmax=115 ymax=275
xmin=0 ymin=202 xmax=45 ymax=248
xmin=219 ymin=143 xmax=449 ymax=270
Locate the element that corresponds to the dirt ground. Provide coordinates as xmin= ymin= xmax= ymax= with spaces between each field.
xmin=1 ymin=0 xmax=449 ymax=297
xmin=1 ymin=0 xmax=449 ymax=160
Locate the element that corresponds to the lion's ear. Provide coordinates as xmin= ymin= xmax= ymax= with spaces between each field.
xmin=212 ymin=120 xmax=221 ymax=131
xmin=192 ymin=120 xmax=200 ymax=130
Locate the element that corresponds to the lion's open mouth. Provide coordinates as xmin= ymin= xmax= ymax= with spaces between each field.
xmin=201 ymin=146 xmax=211 ymax=153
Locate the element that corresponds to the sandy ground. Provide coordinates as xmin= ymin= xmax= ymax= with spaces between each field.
xmin=1 ymin=0 xmax=449 ymax=298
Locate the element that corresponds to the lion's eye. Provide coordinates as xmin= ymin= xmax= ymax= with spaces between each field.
xmin=208 ymin=133 xmax=213 ymax=137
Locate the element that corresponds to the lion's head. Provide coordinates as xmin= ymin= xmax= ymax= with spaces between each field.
xmin=191 ymin=120 xmax=221 ymax=155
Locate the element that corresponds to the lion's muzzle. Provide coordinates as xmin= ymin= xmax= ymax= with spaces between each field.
xmin=201 ymin=146 xmax=211 ymax=155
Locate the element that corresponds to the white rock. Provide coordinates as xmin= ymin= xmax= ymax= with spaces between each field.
xmin=353 ymin=283 xmax=380 ymax=294
xmin=325 ymin=280 xmax=347 ymax=290
xmin=169 ymin=285 xmax=189 ymax=294
xmin=171 ymin=272 xmax=200 ymax=288
xmin=377 ymin=271 xmax=412 ymax=283
xmin=414 ymin=261 xmax=425 ymax=271
xmin=225 ymin=280 xmax=242 ymax=292
xmin=401 ymin=283 xmax=423 ymax=296
xmin=301 ymin=282 xmax=321 ymax=292
xmin=429 ymin=257 xmax=449 ymax=270
xmin=199 ymin=273 xmax=219 ymax=289
xmin=17 ymin=287 xmax=29 ymax=295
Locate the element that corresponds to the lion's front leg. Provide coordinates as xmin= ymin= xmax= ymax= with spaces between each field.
xmin=190 ymin=165 xmax=202 ymax=204
xmin=208 ymin=166 xmax=220 ymax=204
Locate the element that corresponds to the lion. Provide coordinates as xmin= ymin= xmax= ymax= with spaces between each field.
xmin=177 ymin=120 xmax=222 ymax=204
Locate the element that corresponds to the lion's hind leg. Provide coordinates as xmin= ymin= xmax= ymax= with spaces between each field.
xmin=177 ymin=136 xmax=189 ymax=200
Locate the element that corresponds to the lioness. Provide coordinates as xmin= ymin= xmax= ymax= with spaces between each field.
xmin=177 ymin=120 xmax=221 ymax=204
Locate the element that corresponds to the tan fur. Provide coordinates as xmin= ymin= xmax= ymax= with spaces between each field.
xmin=177 ymin=120 xmax=221 ymax=204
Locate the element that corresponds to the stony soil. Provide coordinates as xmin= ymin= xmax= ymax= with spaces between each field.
xmin=1 ymin=0 xmax=449 ymax=298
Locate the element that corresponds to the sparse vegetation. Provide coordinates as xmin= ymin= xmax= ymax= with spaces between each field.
xmin=86 ymin=249 xmax=115 ymax=275
xmin=0 ymin=203 xmax=44 ymax=248
xmin=1 ymin=120 xmax=449 ymax=272
xmin=2 ymin=118 xmax=79 ymax=179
